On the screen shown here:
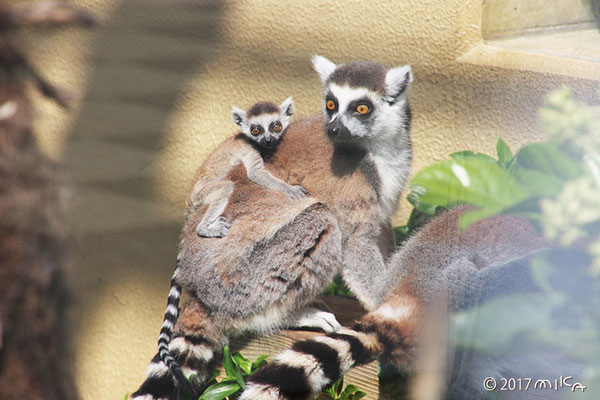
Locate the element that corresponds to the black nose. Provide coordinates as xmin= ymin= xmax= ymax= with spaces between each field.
xmin=265 ymin=137 xmax=273 ymax=144
xmin=328 ymin=126 xmax=339 ymax=136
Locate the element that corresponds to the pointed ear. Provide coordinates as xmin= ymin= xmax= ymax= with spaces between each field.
xmin=279 ymin=96 xmax=295 ymax=117
xmin=231 ymin=106 xmax=247 ymax=128
xmin=385 ymin=65 xmax=413 ymax=102
xmin=312 ymin=55 xmax=337 ymax=83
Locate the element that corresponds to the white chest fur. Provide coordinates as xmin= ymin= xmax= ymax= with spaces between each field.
xmin=370 ymin=147 xmax=411 ymax=218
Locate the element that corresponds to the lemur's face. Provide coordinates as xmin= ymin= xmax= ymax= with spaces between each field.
xmin=312 ymin=56 xmax=413 ymax=146
xmin=232 ymin=97 xmax=295 ymax=149
xmin=245 ymin=113 xmax=286 ymax=148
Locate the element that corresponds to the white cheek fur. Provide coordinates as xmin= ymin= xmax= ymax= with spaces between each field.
xmin=327 ymin=84 xmax=382 ymax=138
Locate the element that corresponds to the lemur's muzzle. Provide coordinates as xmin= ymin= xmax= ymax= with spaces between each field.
xmin=326 ymin=119 xmax=352 ymax=141
xmin=260 ymin=137 xmax=278 ymax=148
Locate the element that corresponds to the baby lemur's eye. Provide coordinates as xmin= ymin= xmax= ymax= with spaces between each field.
xmin=356 ymin=104 xmax=370 ymax=115
xmin=273 ymin=123 xmax=282 ymax=132
xmin=326 ymin=100 xmax=336 ymax=110
xmin=251 ymin=127 xmax=261 ymax=136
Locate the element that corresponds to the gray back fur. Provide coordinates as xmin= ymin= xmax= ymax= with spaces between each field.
xmin=377 ymin=205 xmax=549 ymax=307
xmin=177 ymin=169 xmax=341 ymax=329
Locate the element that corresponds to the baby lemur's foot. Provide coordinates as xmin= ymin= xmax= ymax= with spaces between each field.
xmin=286 ymin=185 xmax=308 ymax=200
xmin=196 ymin=216 xmax=231 ymax=238
xmin=288 ymin=306 xmax=342 ymax=333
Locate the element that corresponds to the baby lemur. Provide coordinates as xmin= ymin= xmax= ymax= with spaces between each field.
xmin=189 ymin=97 xmax=306 ymax=238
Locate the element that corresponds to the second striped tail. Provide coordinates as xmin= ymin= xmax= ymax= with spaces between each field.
xmin=239 ymin=328 xmax=383 ymax=400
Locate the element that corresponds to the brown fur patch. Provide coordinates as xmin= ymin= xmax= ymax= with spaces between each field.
xmin=355 ymin=290 xmax=422 ymax=369
xmin=265 ymin=115 xmax=379 ymax=242
xmin=175 ymin=298 xmax=224 ymax=346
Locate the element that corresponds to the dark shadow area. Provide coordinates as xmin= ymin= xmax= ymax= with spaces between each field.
xmin=61 ymin=0 xmax=225 ymax=366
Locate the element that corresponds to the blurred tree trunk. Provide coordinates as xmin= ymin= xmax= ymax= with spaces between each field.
xmin=0 ymin=2 xmax=94 ymax=399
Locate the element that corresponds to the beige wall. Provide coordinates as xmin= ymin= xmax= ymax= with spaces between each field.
xmin=22 ymin=0 xmax=600 ymax=398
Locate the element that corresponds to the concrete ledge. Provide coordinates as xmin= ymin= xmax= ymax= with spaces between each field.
xmin=458 ymin=37 xmax=600 ymax=81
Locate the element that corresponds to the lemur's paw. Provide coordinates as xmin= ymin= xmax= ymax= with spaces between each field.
xmin=287 ymin=185 xmax=308 ymax=199
xmin=289 ymin=307 xmax=342 ymax=333
xmin=196 ymin=217 xmax=230 ymax=238
xmin=308 ymin=299 xmax=333 ymax=313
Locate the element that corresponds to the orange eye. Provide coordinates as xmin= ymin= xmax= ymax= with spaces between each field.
xmin=326 ymin=100 xmax=336 ymax=110
xmin=251 ymin=128 xmax=260 ymax=136
xmin=356 ymin=104 xmax=370 ymax=114
xmin=273 ymin=124 xmax=282 ymax=132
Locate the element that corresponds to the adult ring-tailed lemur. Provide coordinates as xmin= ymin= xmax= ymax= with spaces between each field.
xmin=132 ymin=56 xmax=414 ymax=400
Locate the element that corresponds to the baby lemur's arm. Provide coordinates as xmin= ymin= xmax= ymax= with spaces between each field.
xmin=241 ymin=149 xmax=306 ymax=199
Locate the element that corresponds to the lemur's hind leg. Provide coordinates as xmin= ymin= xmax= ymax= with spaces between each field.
xmin=132 ymin=298 xmax=227 ymax=400
xmin=192 ymin=180 xmax=234 ymax=238
xmin=170 ymin=299 xmax=227 ymax=389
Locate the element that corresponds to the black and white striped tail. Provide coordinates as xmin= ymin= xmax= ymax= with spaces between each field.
xmin=132 ymin=260 xmax=197 ymax=399
xmin=239 ymin=328 xmax=382 ymax=400
xmin=158 ymin=261 xmax=197 ymax=395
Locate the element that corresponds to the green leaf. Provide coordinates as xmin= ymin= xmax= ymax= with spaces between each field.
xmin=450 ymin=150 xmax=497 ymax=164
xmin=342 ymin=384 xmax=359 ymax=394
xmin=222 ymin=346 xmax=236 ymax=378
xmin=509 ymin=142 xmax=582 ymax=181
xmin=393 ymin=225 xmax=410 ymax=245
xmin=198 ymin=381 xmax=241 ymax=400
xmin=123 ymin=394 xmax=130 ymax=400
xmin=322 ymin=385 xmax=336 ymax=397
xmin=336 ymin=378 xmax=344 ymax=396
xmin=232 ymin=352 xmax=252 ymax=375
xmin=220 ymin=376 xmax=239 ymax=384
xmin=207 ymin=368 xmax=220 ymax=384
xmin=496 ymin=138 xmax=513 ymax=169
xmin=409 ymin=158 xmax=526 ymax=218
xmin=511 ymin=168 xmax=566 ymax=198
xmin=394 ymin=207 xmax=439 ymax=244
xmin=222 ymin=346 xmax=245 ymax=389
xmin=351 ymin=391 xmax=367 ymax=400
xmin=322 ymin=379 xmax=344 ymax=398
xmin=323 ymin=275 xmax=354 ymax=297
xmin=406 ymin=188 xmax=439 ymax=215
xmin=251 ymin=355 xmax=268 ymax=371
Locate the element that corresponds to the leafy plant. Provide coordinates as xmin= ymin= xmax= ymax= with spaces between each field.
xmin=322 ymin=274 xmax=355 ymax=298
xmin=444 ymin=88 xmax=600 ymax=399
xmin=320 ymin=378 xmax=367 ymax=400
xmin=393 ymin=207 xmax=440 ymax=245
xmin=173 ymin=346 xmax=368 ymax=400
xmin=190 ymin=346 xmax=267 ymax=400
xmin=407 ymin=89 xmax=598 ymax=232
